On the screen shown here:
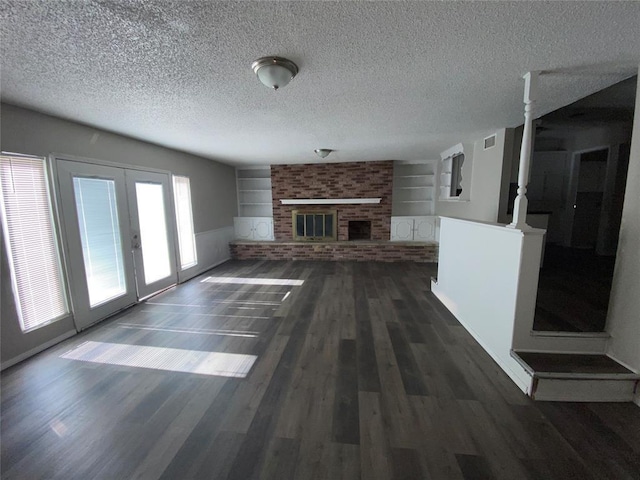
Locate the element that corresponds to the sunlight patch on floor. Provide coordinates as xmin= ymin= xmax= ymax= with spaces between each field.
xmin=117 ymin=323 xmax=260 ymax=338
xmin=140 ymin=309 xmax=270 ymax=319
xmin=200 ymin=276 xmax=304 ymax=287
xmin=60 ymin=341 xmax=257 ymax=377
xmin=146 ymin=300 xmax=282 ymax=307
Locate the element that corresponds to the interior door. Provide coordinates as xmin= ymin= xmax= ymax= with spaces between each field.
xmin=125 ymin=169 xmax=178 ymax=299
xmin=56 ymin=160 xmax=137 ymax=330
xmin=571 ymin=192 xmax=603 ymax=248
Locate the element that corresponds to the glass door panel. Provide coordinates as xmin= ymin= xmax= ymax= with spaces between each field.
xmin=73 ymin=177 xmax=127 ymax=306
xmin=125 ymin=169 xmax=178 ymax=299
xmin=135 ymin=182 xmax=172 ymax=284
xmin=56 ymin=160 xmax=137 ymax=331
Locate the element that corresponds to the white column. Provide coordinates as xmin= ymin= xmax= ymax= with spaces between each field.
xmin=508 ymin=71 xmax=539 ymax=230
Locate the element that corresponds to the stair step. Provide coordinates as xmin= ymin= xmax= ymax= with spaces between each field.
xmin=511 ymin=351 xmax=639 ymax=402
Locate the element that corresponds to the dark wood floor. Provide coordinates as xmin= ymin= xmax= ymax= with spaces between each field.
xmin=2 ymin=260 xmax=639 ymax=480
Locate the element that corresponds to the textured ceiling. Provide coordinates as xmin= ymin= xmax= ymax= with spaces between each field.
xmin=1 ymin=1 xmax=639 ymax=166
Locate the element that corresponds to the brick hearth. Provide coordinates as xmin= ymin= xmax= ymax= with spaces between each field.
xmin=230 ymin=241 xmax=438 ymax=263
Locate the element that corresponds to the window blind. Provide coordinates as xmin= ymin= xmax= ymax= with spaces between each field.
xmin=0 ymin=155 xmax=68 ymax=331
xmin=172 ymin=175 xmax=197 ymax=269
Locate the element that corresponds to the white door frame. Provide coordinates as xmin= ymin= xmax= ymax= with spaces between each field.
xmin=55 ymin=160 xmax=138 ymax=331
xmin=562 ymin=146 xmax=610 ymax=247
xmin=50 ymin=153 xmax=181 ymax=331
xmin=125 ymin=169 xmax=178 ymax=299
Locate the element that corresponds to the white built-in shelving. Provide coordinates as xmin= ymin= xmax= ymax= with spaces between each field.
xmin=392 ymin=161 xmax=438 ymax=216
xmin=235 ymin=166 xmax=274 ymax=240
xmin=236 ymin=166 xmax=273 ymax=217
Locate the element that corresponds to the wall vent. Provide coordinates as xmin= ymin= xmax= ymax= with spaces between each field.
xmin=484 ymin=134 xmax=496 ymax=150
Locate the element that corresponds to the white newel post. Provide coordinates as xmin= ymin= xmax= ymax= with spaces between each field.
xmin=508 ymin=71 xmax=539 ymax=230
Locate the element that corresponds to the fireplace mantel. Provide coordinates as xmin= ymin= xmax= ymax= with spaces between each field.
xmin=280 ymin=198 xmax=382 ymax=205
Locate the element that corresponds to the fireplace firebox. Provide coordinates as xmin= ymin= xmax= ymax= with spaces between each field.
xmin=292 ymin=210 xmax=337 ymax=241
xmin=348 ymin=221 xmax=372 ymax=241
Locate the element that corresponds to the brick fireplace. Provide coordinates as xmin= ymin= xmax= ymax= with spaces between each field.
xmin=230 ymin=159 xmax=438 ymax=263
xmin=270 ymin=161 xmax=393 ymax=241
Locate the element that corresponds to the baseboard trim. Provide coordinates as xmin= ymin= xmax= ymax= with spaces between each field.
xmin=178 ymin=225 xmax=234 ymax=283
xmin=432 ymin=281 xmax=532 ymax=395
xmin=179 ymin=257 xmax=231 ymax=283
xmin=1 ymin=329 xmax=77 ymax=371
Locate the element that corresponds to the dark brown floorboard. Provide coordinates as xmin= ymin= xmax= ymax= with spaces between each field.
xmin=1 ymin=260 xmax=639 ymax=479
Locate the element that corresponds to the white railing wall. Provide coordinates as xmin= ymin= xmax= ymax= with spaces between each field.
xmin=431 ymin=217 xmax=545 ymax=393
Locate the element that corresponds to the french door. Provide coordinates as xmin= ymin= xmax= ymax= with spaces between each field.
xmin=56 ymin=160 xmax=177 ymax=331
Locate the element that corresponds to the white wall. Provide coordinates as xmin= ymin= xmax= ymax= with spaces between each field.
xmin=606 ymin=72 xmax=640 ymax=395
xmin=436 ymin=129 xmax=507 ymax=223
xmin=431 ymin=217 xmax=540 ymax=393
xmin=0 ymin=104 xmax=238 ymax=367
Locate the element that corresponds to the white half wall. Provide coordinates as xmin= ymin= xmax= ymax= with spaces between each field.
xmin=606 ymin=70 xmax=640 ymax=384
xmin=179 ymin=226 xmax=235 ymax=283
xmin=431 ymin=217 xmax=539 ymax=393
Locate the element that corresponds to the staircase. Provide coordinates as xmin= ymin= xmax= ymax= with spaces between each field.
xmin=511 ymin=351 xmax=639 ymax=402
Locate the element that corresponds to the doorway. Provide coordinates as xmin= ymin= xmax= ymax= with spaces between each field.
xmin=56 ymin=159 xmax=178 ymax=331
xmin=570 ymin=149 xmax=608 ymax=249
xmin=533 ymin=143 xmax=631 ymax=332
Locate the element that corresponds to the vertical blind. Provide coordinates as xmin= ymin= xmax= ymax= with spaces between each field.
xmin=172 ymin=175 xmax=197 ymax=269
xmin=0 ymin=155 xmax=68 ymax=331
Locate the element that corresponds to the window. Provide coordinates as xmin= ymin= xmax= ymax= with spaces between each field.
xmin=449 ymin=153 xmax=465 ymax=197
xmin=172 ymin=175 xmax=197 ymax=269
xmin=292 ymin=210 xmax=337 ymax=241
xmin=0 ymin=154 xmax=68 ymax=331
xmin=440 ymin=143 xmax=470 ymax=201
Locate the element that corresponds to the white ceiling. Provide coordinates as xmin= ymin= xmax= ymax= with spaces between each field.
xmin=1 ymin=1 xmax=639 ymax=166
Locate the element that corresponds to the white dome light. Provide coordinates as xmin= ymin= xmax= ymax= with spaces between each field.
xmin=251 ymin=57 xmax=298 ymax=90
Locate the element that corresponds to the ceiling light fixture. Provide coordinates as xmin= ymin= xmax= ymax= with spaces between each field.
xmin=314 ymin=149 xmax=333 ymax=158
xmin=251 ymin=56 xmax=298 ymax=90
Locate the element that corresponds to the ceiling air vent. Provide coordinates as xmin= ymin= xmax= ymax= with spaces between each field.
xmin=484 ymin=134 xmax=496 ymax=150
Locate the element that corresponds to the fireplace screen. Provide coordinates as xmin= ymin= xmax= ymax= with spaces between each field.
xmin=292 ymin=210 xmax=337 ymax=241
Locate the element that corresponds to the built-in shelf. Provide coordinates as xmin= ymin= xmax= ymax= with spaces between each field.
xmin=237 ymin=166 xmax=273 ymax=217
xmin=392 ymin=161 xmax=438 ymax=216
xmin=280 ymin=198 xmax=382 ymax=205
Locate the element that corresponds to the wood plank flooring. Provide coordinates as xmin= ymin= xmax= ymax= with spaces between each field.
xmin=2 ymin=260 xmax=639 ymax=479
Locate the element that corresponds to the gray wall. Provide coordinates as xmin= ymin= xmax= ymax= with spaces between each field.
xmin=1 ymin=103 xmax=238 ymax=366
